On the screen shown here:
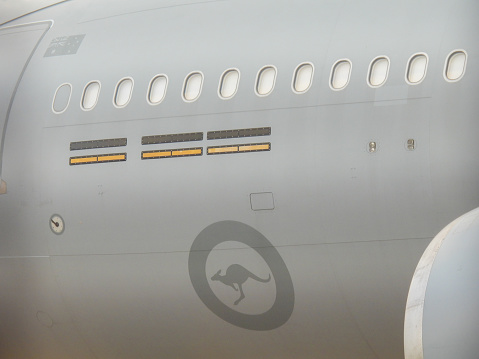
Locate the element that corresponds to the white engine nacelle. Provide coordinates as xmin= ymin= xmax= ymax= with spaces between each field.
xmin=405 ymin=207 xmax=479 ymax=359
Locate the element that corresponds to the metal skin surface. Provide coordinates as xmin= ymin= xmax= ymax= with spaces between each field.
xmin=0 ymin=0 xmax=68 ymax=26
xmin=0 ymin=0 xmax=477 ymax=358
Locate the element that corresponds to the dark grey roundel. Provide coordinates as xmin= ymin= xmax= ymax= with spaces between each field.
xmin=188 ymin=221 xmax=294 ymax=331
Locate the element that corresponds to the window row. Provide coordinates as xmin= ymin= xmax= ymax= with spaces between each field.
xmin=52 ymin=49 xmax=468 ymax=114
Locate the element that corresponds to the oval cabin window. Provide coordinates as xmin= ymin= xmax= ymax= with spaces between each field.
xmin=445 ymin=50 xmax=467 ymax=82
xmin=148 ymin=75 xmax=168 ymax=105
xmin=330 ymin=60 xmax=352 ymax=90
xmin=114 ymin=78 xmax=134 ymax=108
xmin=368 ymin=57 xmax=389 ymax=87
xmin=52 ymin=83 xmax=72 ymax=114
xmin=256 ymin=66 xmax=277 ymax=96
xmin=407 ymin=54 xmax=428 ymax=84
xmin=81 ymin=81 xmax=101 ymax=111
xmin=293 ymin=63 xmax=314 ymax=93
xmin=183 ymin=72 xmax=203 ymax=102
xmin=219 ymin=69 xmax=240 ymax=99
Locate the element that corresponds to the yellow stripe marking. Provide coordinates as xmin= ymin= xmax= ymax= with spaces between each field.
xmin=70 ymin=153 xmax=126 ymax=165
xmin=142 ymin=151 xmax=172 ymax=159
xmin=172 ymin=148 xmax=202 ymax=157
xmin=98 ymin=154 xmax=125 ymax=162
xmin=70 ymin=156 xmax=98 ymax=164
xmin=239 ymin=144 xmax=270 ymax=152
xmin=142 ymin=147 xmax=202 ymax=160
xmin=208 ymin=143 xmax=270 ymax=155
xmin=208 ymin=146 xmax=238 ymax=154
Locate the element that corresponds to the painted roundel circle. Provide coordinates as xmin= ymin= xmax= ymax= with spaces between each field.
xmin=188 ymin=221 xmax=295 ymax=330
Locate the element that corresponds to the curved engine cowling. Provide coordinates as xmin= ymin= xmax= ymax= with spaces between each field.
xmin=405 ymin=207 xmax=479 ymax=359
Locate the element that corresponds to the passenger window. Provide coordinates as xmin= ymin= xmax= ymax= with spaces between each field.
xmin=52 ymin=83 xmax=72 ymax=114
xmin=368 ymin=57 xmax=389 ymax=87
xmin=183 ymin=72 xmax=203 ymax=102
xmin=293 ymin=63 xmax=314 ymax=93
xmin=81 ymin=81 xmax=101 ymax=110
xmin=219 ymin=69 xmax=240 ymax=99
xmin=445 ymin=50 xmax=467 ymax=82
xmin=114 ymin=78 xmax=134 ymax=108
xmin=330 ymin=59 xmax=352 ymax=90
xmin=255 ymin=66 xmax=277 ymax=96
xmin=148 ymin=75 xmax=168 ymax=105
xmin=406 ymin=53 xmax=428 ymax=84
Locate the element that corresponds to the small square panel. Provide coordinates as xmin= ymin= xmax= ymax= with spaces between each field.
xmin=250 ymin=192 xmax=275 ymax=211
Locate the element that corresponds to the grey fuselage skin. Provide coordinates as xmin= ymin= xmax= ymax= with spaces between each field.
xmin=0 ymin=1 xmax=478 ymax=358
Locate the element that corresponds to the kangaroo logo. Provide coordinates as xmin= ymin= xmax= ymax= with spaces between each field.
xmin=211 ymin=264 xmax=271 ymax=305
xmin=188 ymin=221 xmax=295 ymax=331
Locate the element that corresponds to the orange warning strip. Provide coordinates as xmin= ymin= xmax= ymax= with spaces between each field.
xmin=207 ymin=143 xmax=270 ymax=155
xmin=70 ymin=153 xmax=126 ymax=166
xmin=238 ymin=143 xmax=270 ymax=152
xmin=207 ymin=146 xmax=238 ymax=154
xmin=172 ymin=148 xmax=202 ymax=157
xmin=98 ymin=154 xmax=126 ymax=162
xmin=142 ymin=150 xmax=172 ymax=159
xmin=70 ymin=156 xmax=98 ymax=165
xmin=142 ymin=147 xmax=202 ymax=160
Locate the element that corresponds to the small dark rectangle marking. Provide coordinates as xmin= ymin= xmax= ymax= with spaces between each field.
xmin=69 ymin=153 xmax=127 ymax=166
xmin=142 ymin=147 xmax=203 ymax=160
xmin=70 ymin=138 xmax=127 ymax=151
xmin=207 ymin=127 xmax=271 ymax=140
xmin=142 ymin=132 xmax=203 ymax=145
